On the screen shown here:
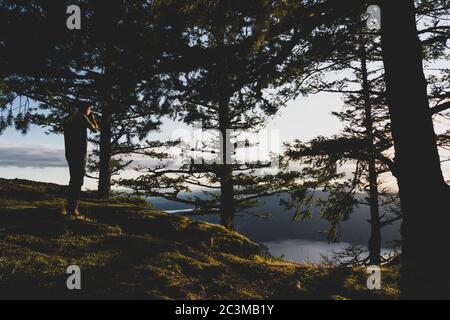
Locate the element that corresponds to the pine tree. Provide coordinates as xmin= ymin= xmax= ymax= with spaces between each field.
xmin=1 ymin=1 xmax=179 ymax=197
xmin=274 ymin=0 xmax=449 ymax=295
xmin=285 ymin=30 xmax=400 ymax=265
xmin=380 ymin=0 xmax=450 ymax=298
xmin=120 ymin=0 xmax=318 ymax=230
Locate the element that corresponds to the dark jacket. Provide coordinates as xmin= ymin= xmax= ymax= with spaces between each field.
xmin=63 ymin=113 xmax=89 ymax=161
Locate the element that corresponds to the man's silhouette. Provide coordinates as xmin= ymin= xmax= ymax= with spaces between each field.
xmin=64 ymin=104 xmax=99 ymax=217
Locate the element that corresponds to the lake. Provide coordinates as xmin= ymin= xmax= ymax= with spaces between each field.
xmin=164 ymin=210 xmax=396 ymax=264
xmin=161 ymin=196 xmax=400 ymax=264
xmin=262 ymin=239 xmax=394 ymax=264
xmin=262 ymin=239 xmax=354 ymax=264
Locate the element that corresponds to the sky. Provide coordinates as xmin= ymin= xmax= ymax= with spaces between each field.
xmin=1 ymin=6 xmax=448 ymax=193
xmin=0 ymin=92 xmax=346 ymax=189
xmin=1 ymin=89 xmax=448 ymax=191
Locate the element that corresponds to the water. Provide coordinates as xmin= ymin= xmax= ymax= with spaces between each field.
xmin=162 ymin=207 xmax=398 ymax=264
xmin=165 ymin=209 xmax=195 ymax=214
xmin=263 ymin=239 xmax=394 ymax=264
xmin=262 ymin=239 xmax=353 ymax=264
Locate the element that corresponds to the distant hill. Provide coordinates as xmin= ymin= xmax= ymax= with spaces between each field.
xmin=0 ymin=178 xmax=397 ymax=299
xmin=150 ymin=192 xmax=401 ymax=246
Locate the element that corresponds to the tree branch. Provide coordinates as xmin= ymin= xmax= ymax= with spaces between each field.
xmin=430 ymin=101 xmax=450 ymax=115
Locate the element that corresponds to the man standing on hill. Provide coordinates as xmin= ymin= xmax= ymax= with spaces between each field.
xmin=64 ymin=104 xmax=99 ymax=218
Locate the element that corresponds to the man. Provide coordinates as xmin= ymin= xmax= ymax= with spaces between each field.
xmin=64 ymin=104 xmax=99 ymax=218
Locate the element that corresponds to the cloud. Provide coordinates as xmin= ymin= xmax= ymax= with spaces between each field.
xmin=0 ymin=143 xmax=66 ymax=168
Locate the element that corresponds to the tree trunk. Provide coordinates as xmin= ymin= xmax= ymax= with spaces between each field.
xmin=360 ymin=37 xmax=382 ymax=265
xmin=216 ymin=17 xmax=235 ymax=231
xmin=98 ymin=107 xmax=112 ymax=199
xmin=367 ymin=159 xmax=382 ymax=266
xmin=380 ymin=0 xmax=450 ymax=298
xmin=218 ymin=95 xmax=235 ymax=230
xmin=220 ymin=165 xmax=235 ymax=230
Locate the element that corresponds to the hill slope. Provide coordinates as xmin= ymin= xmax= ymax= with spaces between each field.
xmin=0 ymin=178 xmax=398 ymax=299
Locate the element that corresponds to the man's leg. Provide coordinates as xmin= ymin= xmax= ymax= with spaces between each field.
xmin=67 ymin=157 xmax=86 ymax=216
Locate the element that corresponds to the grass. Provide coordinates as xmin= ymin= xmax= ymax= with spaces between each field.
xmin=0 ymin=178 xmax=399 ymax=299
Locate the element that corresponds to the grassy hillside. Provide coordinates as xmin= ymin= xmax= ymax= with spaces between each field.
xmin=0 ymin=178 xmax=398 ymax=299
